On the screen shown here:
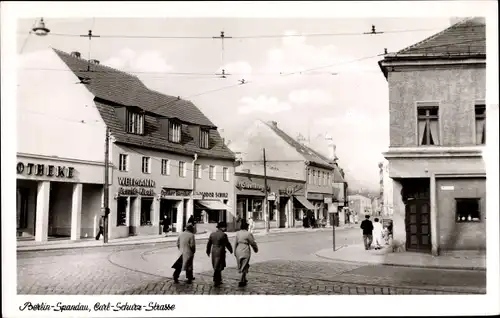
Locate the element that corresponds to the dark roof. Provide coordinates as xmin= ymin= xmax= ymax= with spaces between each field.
xmin=306 ymin=148 xmax=346 ymax=183
xmin=53 ymin=48 xmax=216 ymax=128
xmin=379 ymin=17 xmax=485 ymax=78
xmin=264 ymin=121 xmax=334 ymax=170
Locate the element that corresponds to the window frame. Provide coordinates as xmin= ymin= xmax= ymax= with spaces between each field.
xmin=141 ymin=156 xmax=151 ymax=174
xmin=178 ymin=161 xmax=186 ymax=178
xmin=455 ymin=198 xmax=481 ymax=223
xmin=417 ymin=103 xmax=440 ymax=146
xmin=200 ymin=128 xmax=210 ymax=149
xmin=169 ymin=121 xmax=182 ymax=143
xmin=223 ymin=167 xmax=229 ymax=182
xmin=475 ymin=103 xmax=486 ymax=145
xmin=209 ymin=165 xmax=216 ymax=180
xmin=161 ymin=159 xmax=170 ymax=176
xmin=126 ymin=110 xmax=145 ymax=135
xmin=119 ymin=154 xmax=128 ymax=172
xmin=194 ymin=163 xmax=202 ymax=179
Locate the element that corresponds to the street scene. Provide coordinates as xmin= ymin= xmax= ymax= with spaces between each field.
xmin=6 ymin=3 xmax=495 ymax=308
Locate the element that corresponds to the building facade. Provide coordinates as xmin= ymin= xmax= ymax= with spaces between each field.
xmin=347 ymin=194 xmax=373 ymax=221
xmin=17 ymin=48 xmax=235 ymax=242
xmin=379 ymin=18 xmax=486 ymax=255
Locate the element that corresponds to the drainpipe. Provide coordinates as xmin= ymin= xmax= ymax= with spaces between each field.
xmin=191 ymin=153 xmax=198 ymax=226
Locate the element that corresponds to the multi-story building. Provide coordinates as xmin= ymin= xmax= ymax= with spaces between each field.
xmin=381 ymin=161 xmax=394 ymax=218
xmin=232 ymin=120 xmax=345 ymax=229
xmin=17 ymin=48 xmax=235 ymax=243
xmin=379 ymin=17 xmax=486 ymax=255
xmin=347 ymin=194 xmax=373 ymax=221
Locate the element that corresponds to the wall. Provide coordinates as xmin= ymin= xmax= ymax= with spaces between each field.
xmin=306 ymin=165 xmax=335 ymax=195
xmin=81 ymin=184 xmax=103 ymax=239
xmin=388 ymin=65 xmax=486 ymax=147
xmin=237 ymin=160 xmax=306 ymax=181
xmin=391 ymin=180 xmax=406 ymax=250
xmin=436 ymin=177 xmax=486 ymax=251
xmin=17 ymin=49 xmax=106 ymax=162
xmin=389 ymin=156 xmax=485 ymax=178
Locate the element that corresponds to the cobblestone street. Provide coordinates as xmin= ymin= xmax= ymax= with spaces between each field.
xmin=17 ymin=229 xmax=486 ymax=295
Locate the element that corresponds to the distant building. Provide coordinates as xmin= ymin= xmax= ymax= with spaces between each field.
xmin=379 ymin=18 xmax=486 ymax=255
xmin=347 ymin=194 xmax=373 ymax=220
xmin=381 ymin=161 xmax=394 ymax=218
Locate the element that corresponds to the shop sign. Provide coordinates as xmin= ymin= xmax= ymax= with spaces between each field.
xmin=17 ymin=162 xmax=75 ymax=179
xmin=324 ymin=197 xmax=333 ymax=204
xmin=161 ymin=188 xmax=192 ymax=197
xmin=307 ymin=192 xmax=324 ymax=201
xmin=118 ymin=177 xmax=156 ymax=196
xmin=195 ymin=191 xmax=228 ymax=199
xmin=279 ymin=184 xmax=304 ymax=196
xmin=268 ymin=193 xmax=276 ymax=201
xmin=441 ymin=185 xmax=455 ymax=191
xmin=236 ymin=180 xmax=270 ymax=192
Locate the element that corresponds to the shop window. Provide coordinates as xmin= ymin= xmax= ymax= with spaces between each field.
xmin=269 ymin=202 xmax=275 ymax=221
xmin=200 ymin=128 xmax=210 ymax=149
xmin=161 ymin=159 xmax=170 ymax=175
xmin=294 ymin=208 xmax=303 ymax=221
xmin=249 ymin=198 xmax=263 ymax=220
xmin=195 ymin=164 xmax=202 ymax=179
xmin=456 ymin=198 xmax=481 ymax=222
xmin=223 ymin=167 xmax=229 ymax=182
xmin=475 ymin=104 xmax=486 ymax=145
xmin=179 ymin=161 xmax=186 ymax=177
xmin=116 ymin=197 xmax=127 ymax=226
xmin=169 ymin=121 xmax=182 ymax=143
xmin=417 ymin=105 xmax=440 ymax=146
xmin=119 ymin=154 xmax=128 ymax=171
xmin=140 ymin=198 xmax=153 ymax=226
xmin=142 ymin=156 xmax=151 ymax=174
xmin=209 ymin=165 xmax=216 ymax=180
xmin=127 ymin=110 xmax=144 ymax=135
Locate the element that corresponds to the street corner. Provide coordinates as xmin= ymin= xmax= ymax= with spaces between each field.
xmin=314 ymin=244 xmax=388 ymax=266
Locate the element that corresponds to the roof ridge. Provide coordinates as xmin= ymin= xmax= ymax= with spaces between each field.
xmin=396 ymin=17 xmax=477 ymax=55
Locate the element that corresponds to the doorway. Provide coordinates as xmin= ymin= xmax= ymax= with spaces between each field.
xmin=159 ymin=199 xmax=177 ymax=234
xmin=405 ymin=199 xmax=431 ymax=252
xmin=237 ymin=198 xmax=247 ymax=220
xmin=279 ymin=198 xmax=287 ymax=228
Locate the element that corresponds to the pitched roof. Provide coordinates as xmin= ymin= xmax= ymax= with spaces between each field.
xmin=389 ymin=17 xmax=485 ymax=59
xmin=53 ymin=48 xmax=216 ymax=128
xmin=263 ymin=121 xmax=334 ymax=170
xmin=306 ymin=147 xmax=346 ymax=183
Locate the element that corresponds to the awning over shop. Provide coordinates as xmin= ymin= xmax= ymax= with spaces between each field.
xmin=293 ymin=195 xmax=315 ymax=210
xmin=195 ymin=200 xmax=231 ymax=210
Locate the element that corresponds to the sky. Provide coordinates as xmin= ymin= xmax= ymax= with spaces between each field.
xmin=16 ymin=17 xmax=454 ymax=193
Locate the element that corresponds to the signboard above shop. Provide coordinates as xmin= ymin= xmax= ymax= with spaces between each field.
xmin=161 ymin=188 xmax=192 ymax=197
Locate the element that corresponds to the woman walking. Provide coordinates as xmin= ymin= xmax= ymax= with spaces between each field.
xmin=161 ymin=215 xmax=171 ymax=237
xmin=234 ymin=220 xmax=258 ymax=287
xmin=247 ymin=217 xmax=255 ymax=234
xmin=206 ymin=221 xmax=233 ymax=287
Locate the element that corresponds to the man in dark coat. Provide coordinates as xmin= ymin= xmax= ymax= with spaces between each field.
xmin=206 ymin=221 xmax=233 ymax=287
xmin=161 ymin=215 xmax=171 ymax=237
xmin=172 ymin=224 xmax=196 ymax=283
xmin=95 ymin=215 xmax=105 ymax=240
xmin=360 ymin=215 xmax=374 ymax=250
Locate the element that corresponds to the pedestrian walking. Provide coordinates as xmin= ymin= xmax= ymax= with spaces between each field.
xmin=247 ymin=217 xmax=255 ymax=234
xmin=187 ymin=214 xmax=196 ymax=234
xmin=235 ymin=214 xmax=242 ymax=231
xmin=360 ymin=215 xmax=374 ymax=250
xmin=95 ymin=215 xmax=105 ymax=240
xmin=234 ymin=220 xmax=258 ymax=287
xmin=161 ymin=215 xmax=171 ymax=237
xmin=172 ymin=224 xmax=196 ymax=284
xmin=373 ymin=218 xmax=384 ymax=250
xmin=206 ymin=221 xmax=233 ymax=287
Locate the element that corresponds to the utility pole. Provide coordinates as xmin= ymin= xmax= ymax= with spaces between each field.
xmin=103 ymin=127 xmax=110 ymax=243
xmin=263 ymin=148 xmax=270 ymax=233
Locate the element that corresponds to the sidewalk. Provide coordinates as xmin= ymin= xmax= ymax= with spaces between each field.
xmin=17 ymin=224 xmax=355 ymax=252
xmin=315 ymin=244 xmax=486 ymax=271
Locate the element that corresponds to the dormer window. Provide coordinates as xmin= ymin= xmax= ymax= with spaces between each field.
xmin=169 ymin=121 xmax=182 ymax=143
xmin=200 ymin=128 xmax=210 ymax=149
xmin=127 ymin=110 xmax=144 ymax=135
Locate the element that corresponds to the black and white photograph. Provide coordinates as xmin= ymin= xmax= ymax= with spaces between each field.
xmin=1 ymin=1 xmax=499 ymax=317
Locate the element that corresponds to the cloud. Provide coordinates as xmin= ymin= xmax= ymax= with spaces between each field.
xmin=288 ymin=89 xmax=334 ymax=106
xmin=102 ymin=48 xmax=173 ymax=73
xmin=238 ymin=95 xmax=291 ymax=114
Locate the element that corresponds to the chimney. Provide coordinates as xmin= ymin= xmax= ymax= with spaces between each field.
xmin=271 ymin=121 xmax=278 ymax=127
xmin=90 ymin=59 xmax=100 ymax=65
xmin=71 ymin=51 xmax=81 ymax=58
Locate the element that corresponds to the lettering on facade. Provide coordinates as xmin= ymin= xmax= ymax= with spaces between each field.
xmin=118 ymin=177 xmax=155 ymax=188
xmin=236 ymin=180 xmax=270 ymax=192
xmin=161 ymin=188 xmax=192 ymax=197
xmin=17 ymin=162 xmax=74 ymax=179
xmin=279 ymin=185 xmax=304 ymax=196
xmin=195 ymin=191 xmax=228 ymax=199
xmin=118 ymin=187 xmax=155 ymax=196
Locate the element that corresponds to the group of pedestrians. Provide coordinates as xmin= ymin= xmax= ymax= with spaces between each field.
xmin=360 ymin=215 xmax=385 ymax=250
xmin=172 ymin=219 xmax=258 ymax=287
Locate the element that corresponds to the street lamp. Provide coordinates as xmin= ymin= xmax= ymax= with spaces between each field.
xmin=32 ymin=18 xmax=50 ymax=36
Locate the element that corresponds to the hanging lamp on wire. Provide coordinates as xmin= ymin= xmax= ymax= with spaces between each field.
xmin=32 ymin=18 xmax=50 ymax=36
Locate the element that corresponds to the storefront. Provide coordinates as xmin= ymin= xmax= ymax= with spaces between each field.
xmin=16 ymin=154 xmax=105 ymax=242
xmin=193 ymin=191 xmax=231 ymax=233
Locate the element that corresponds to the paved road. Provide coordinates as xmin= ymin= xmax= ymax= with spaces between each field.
xmin=17 ymin=228 xmax=486 ymax=295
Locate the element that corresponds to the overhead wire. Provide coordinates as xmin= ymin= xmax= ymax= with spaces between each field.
xmin=18 ymin=19 xmax=38 ymax=54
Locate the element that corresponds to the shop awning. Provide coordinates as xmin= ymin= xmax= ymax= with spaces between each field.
xmin=196 ymin=200 xmax=231 ymax=210
xmin=294 ymin=196 xmax=315 ymax=210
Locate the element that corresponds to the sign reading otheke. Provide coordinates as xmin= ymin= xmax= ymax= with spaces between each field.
xmin=17 ymin=162 xmax=74 ymax=178
xmin=118 ymin=177 xmax=155 ymax=196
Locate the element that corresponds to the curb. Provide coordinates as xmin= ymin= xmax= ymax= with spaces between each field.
xmin=314 ymin=251 xmax=486 ymax=271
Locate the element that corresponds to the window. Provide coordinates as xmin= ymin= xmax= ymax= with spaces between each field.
xmin=321 ymin=172 xmax=324 ymax=186
xmin=456 ymin=198 xmax=481 ymax=222
xmin=195 ymin=164 xmax=202 ymax=179
xmin=178 ymin=161 xmax=186 ymax=177
xmin=308 ymin=170 xmax=312 ymax=184
xmin=169 ymin=121 xmax=182 ymax=143
xmin=161 ymin=159 xmax=170 ymax=175
xmin=417 ymin=105 xmax=439 ymax=145
xmin=223 ymin=167 xmax=229 ymax=182
xmin=127 ymin=111 xmax=144 ymax=135
xmin=119 ymin=154 xmax=128 ymax=171
xmin=327 ymin=173 xmax=331 ymax=186
xmin=116 ymin=197 xmax=127 ymax=226
xmin=249 ymin=199 xmax=263 ymax=220
xmin=209 ymin=165 xmax=216 ymax=180
xmin=141 ymin=157 xmax=151 ymax=174
xmin=475 ymin=104 xmax=486 ymax=145
xmin=200 ymin=129 xmax=210 ymax=149
xmin=313 ymin=170 xmax=316 ymax=185
xmin=140 ymin=198 xmax=153 ymax=226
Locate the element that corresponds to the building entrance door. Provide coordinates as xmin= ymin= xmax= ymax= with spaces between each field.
xmin=279 ymin=199 xmax=287 ymax=228
xmin=405 ymin=199 xmax=431 ymax=252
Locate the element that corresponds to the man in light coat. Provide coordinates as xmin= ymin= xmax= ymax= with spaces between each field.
xmin=172 ymin=224 xmax=196 ymax=283
xmin=372 ymin=217 xmax=384 ymax=250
